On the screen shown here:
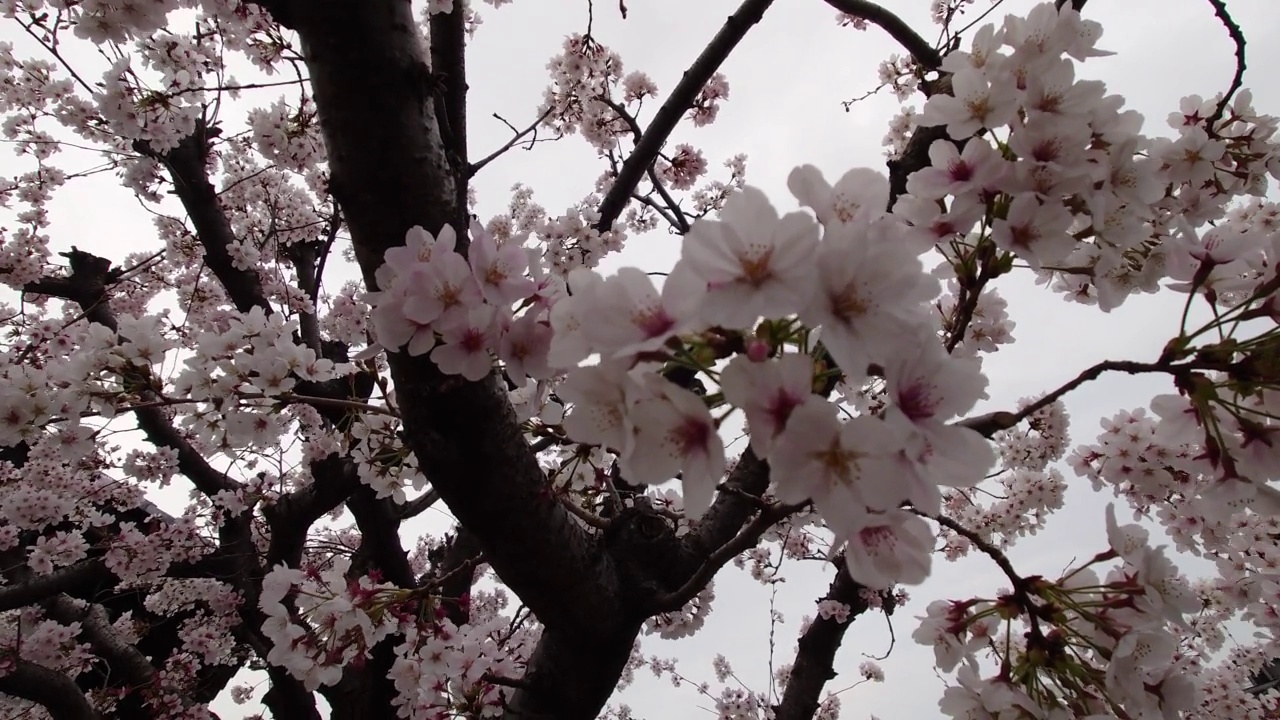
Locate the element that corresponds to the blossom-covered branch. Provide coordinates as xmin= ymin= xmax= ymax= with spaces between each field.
xmin=134 ymin=122 xmax=272 ymax=316
xmin=773 ymin=562 xmax=874 ymax=720
xmin=594 ymin=0 xmax=775 ymax=233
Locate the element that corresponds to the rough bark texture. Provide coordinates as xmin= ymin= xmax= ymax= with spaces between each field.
xmin=773 ymin=565 xmax=875 ymax=720
xmin=0 ymin=660 xmax=101 ymax=720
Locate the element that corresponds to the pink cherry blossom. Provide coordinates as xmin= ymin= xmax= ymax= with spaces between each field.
xmin=679 ymin=185 xmax=819 ymax=328
xmin=469 ymin=220 xmax=537 ymax=306
xmin=403 ymin=248 xmax=485 ymax=332
xmin=582 ymin=266 xmax=703 ymax=361
xmin=547 ymin=267 xmax=605 ymax=369
xmin=558 ymin=360 xmax=643 ymax=457
xmin=799 ymin=220 xmax=939 ymax=380
xmin=788 ymin=165 xmax=890 ymax=227
xmin=718 ymin=353 xmax=814 ymax=457
xmin=430 ymin=305 xmax=498 ymax=381
xmin=623 ymin=374 xmax=726 ymax=517
xmin=841 ymin=509 xmax=934 ymax=589
xmin=904 ymin=137 xmax=1008 ymax=201
xmin=768 ymin=398 xmax=903 ymax=532
xmin=498 ymin=311 xmax=553 ymax=384
xmin=378 ymin=224 xmax=459 ymax=290
xmin=918 ymin=67 xmax=1019 ymax=140
xmin=989 ymin=193 xmax=1075 ymax=269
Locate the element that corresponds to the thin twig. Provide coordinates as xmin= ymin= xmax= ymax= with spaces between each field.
xmin=597 ymin=95 xmax=691 ymax=232
xmin=468 ymin=108 xmax=556 ymax=177
xmin=560 ymin=495 xmax=611 ymax=529
xmin=652 ymin=500 xmax=804 ymax=613
xmin=919 ymin=510 xmax=1022 ymax=589
xmin=955 ymin=357 xmax=1227 ymax=438
xmin=1203 ymin=0 xmax=1247 ymax=132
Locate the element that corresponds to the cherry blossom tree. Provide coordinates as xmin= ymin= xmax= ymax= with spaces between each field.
xmin=0 ymin=0 xmax=1278 ymax=719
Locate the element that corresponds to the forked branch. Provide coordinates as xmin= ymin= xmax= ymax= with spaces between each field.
xmin=594 ymin=0 xmax=776 ymax=233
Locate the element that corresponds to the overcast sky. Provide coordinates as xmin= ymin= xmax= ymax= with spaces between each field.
xmin=3 ymin=0 xmax=1279 ymax=718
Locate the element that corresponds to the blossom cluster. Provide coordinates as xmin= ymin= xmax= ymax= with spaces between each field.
xmin=914 ymin=506 xmax=1205 ymax=719
xmin=259 ymin=558 xmax=535 ymax=718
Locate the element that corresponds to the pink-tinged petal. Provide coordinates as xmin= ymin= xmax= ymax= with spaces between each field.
xmin=559 ymin=362 xmax=638 ymax=455
xmin=720 ymin=185 xmax=780 ymax=234
xmin=843 ymin=510 xmax=934 ymax=589
xmin=682 ymin=220 xmax=741 ymax=281
xmin=787 ymin=164 xmax=833 ymax=224
xmin=662 ymin=261 xmax=710 ymax=326
xmin=771 ymin=212 xmax=823 ymax=268
xmin=720 ymin=353 xmax=815 ymax=457
xmin=406 ymin=328 xmax=437 ymax=357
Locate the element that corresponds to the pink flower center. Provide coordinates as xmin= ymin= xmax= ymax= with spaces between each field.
xmin=674 ymin=417 xmax=712 ymax=456
xmin=766 ymin=390 xmax=803 ymax=431
xmin=947 ymin=160 xmax=974 ymax=183
xmin=633 ymin=306 xmax=676 ymax=339
xmin=858 ymin=525 xmax=893 ymax=551
xmin=461 ymin=329 xmax=487 ymax=352
xmin=897 ymin=381 xmax=939 ymax=422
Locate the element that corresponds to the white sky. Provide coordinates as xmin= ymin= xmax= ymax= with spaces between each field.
xmin=3 ymin=0 xmax=1279 ymax=718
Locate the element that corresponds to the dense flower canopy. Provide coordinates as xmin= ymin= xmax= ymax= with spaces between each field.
xmin=0 ymin=0 xmax=1279 ymax=719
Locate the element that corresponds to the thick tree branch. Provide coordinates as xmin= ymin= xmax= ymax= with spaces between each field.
xmin=598 ymin=95 xmax=692 ymax=233
xmin=0 ymin=558 xmax=111 ymax=612
xmin=682 ymin=449 xmax=772 ymax=568
xmin=44 ymin=595 xmax=158 ymax=692
xmin=652 ymin=499 xmax=802 ymax=613
xmin=502 ymin=621 xmax=643 ymax=720
xmin=773 ymin=563 xmax=874 ymax=720
xmin=397 ymin=488 xmax=441 ymax=520
xmin=421 ymin=527 xmax=484 ymax=626
xmin=261 ymin=666 xmax=322 ymax=720
xmin=266 ymin=454 xmax=361 ymax=568
xmin=286 ymin=239 xmax=325 ymax=354
xmin=0 ymin=660 xmax=100 ymax=720
xmin=594 ymin=0 xmax=776 ymax=233
xmin=823 ymin=0 xmax=942 ymax=70
xmin=348 ymin=486 xmax=415 ymax=587
xmin=292 ymin=0 xmax=622 ymax=659
xmin=134 ymin=122 xmax=272 ymax=316
xmin=430 ymin=6 xmax=470 ymax=220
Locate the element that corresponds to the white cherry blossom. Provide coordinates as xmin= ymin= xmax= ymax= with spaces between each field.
xmin=799 ymin=219 xmax=939 ymax=380
xmin=718 ymin=353 xmax=815 ymax=457
xmin=788 ymin=165 xmax=890 ymax=227
xmin=679 ymin=185 xmax=819 ymax=328
xmin=623 ymin=374 xmax=726 ymax=517
xmin=841 ymin=509 xmax=934 ymax=589
xmin=768 ymin=398 xmax=903 ymax=532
